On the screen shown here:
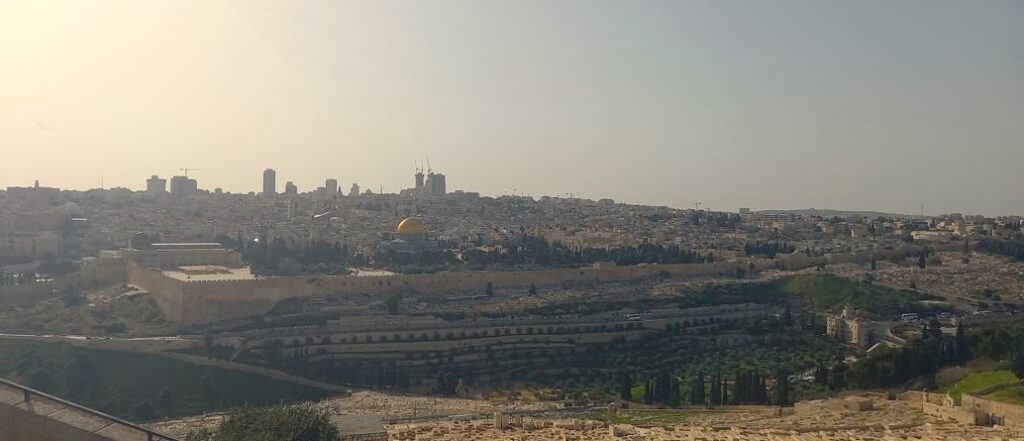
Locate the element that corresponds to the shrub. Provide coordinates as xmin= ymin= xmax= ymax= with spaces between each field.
xmin=187 ymin=404 xmax=338 ymax=441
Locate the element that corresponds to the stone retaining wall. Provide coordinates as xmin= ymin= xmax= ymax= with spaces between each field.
xmin=962 ymin=391 xmax=1024 ymax=428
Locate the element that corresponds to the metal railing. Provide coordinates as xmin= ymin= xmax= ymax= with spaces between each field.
xmin=0 ymin=377 xmax=181 ymax=441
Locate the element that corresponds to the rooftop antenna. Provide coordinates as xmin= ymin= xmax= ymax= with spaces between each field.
xmin=179 ymin=167 xmax=201 ymax=178
xmin=426 ymin=157 xmax=432 ymax=174
xmin=920 ymin=203 xmax=925 ymax=218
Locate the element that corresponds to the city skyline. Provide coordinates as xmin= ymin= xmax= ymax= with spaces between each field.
xmin=1 ymin=162 xmax=1022 ymax=217
xmin=2 ymin=0 xmax=1022 ymax=216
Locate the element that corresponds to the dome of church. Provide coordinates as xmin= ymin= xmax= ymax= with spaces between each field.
xmin=397 ymin=217 xmax=426 ymax=235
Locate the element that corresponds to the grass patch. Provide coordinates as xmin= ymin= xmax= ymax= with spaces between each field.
xmin=986 ymin=385 xmax=1024 ymax=405
xmin=937 ymin=369 xmax=1019 ymax=403
xmin=778 ymin=274 xmax=937 ymax=317
xmin=0 ymin=339 xmax=331 ymax=421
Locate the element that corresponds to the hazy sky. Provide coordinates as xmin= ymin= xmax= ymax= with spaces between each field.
xmin=2 ymin=1 xmax=1022 ymax=215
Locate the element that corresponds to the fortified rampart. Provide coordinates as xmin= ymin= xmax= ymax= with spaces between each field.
xmin=776 ymin=242 xmax=967 ymax=271
xmin=128 ymin=242 xmax=970 ymax=326
xmin=0 ymin=258 xmax=126 ymax=309
xmin=131 ymin=261 xmax=745 ymax=325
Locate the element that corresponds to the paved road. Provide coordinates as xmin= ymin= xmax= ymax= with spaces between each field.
xmin=0 ymin=332 xmax=183 ymax=342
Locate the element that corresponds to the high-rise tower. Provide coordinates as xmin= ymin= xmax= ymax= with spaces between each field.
xmin=146 ymin=175 xmax=167 ymax=194
xmin=262 ymin=169 xmax=276 ymax=196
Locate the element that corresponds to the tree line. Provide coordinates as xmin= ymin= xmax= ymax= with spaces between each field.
xmin=619 ymin=367 xmax=791 ymax=407
xmin=839 ymin=321 xmax=970 ymax=390
xmin=743 ymin=241 xmax=796 ymax=258
xmin=977 ymin=238 xmax=1024 ymax=262
xmin=217 ymin=235 xmax=356 ymax=277
xmin=460 ymin=235 xmax=714 ymax=268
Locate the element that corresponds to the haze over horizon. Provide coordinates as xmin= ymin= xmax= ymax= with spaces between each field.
xmin=2 ymin=0 xmax=1022 ymax=216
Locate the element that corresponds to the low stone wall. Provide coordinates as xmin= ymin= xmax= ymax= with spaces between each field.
xmin=898 ymin=391 xmax=948 ymax=406
xmin=922 ymin=401 xmax=984 ymax=425
xmin=962 ymin=392 xmax=1024 ymax=428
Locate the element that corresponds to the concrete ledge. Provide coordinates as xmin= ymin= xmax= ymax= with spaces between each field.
xmin=0 ymin=379 xmax=179 ymax=441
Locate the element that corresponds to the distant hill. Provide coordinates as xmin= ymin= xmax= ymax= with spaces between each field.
xmin=758 ymin=208 xmax=920 ymax=219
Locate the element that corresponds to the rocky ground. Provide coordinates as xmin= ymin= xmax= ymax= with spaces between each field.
xmin=826 ymin=251 xmax=1024 ymax=308
xmin=389 ymin=421 xmax=1024 ymax=441
xmin=151 ymin=389 xmax=560 ymax=437
xmin=152 ymin=393 xmax=1024 ymax=440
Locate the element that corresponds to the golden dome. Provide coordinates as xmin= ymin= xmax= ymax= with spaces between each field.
xmin=397 ymin=217 xmax=426 ymax=235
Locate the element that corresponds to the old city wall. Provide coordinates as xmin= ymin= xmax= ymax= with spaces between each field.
xmin=777 ymin=242 xmax=967 ymax=270
xmin=962 ymin=392 xmax=1024 ymax=428
xmin=131 ymin=242 xmax=958 ymax=326
xmin=126 ymin=262 xmax=185 ymax=322
xmin=0 ymin=258 xmax=126 ymax=309
xmin=135 ymin=262 xmax=743 ymax=325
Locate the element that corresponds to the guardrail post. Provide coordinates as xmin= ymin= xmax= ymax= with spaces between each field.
xmin=23 ymin=389 xmax=31 ymax=403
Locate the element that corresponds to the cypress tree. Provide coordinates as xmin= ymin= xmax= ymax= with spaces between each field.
xmin=955 ymin=323 xmax=969 ymax=362
xmin=709 ymin=373 xmax=722 ymax=406
xmin=668 ymin=378 xmax=681 ymax=407
xmin=618 ymin=371 xmax=632 ymax=401
xmin=775 ymin=368 xmax=790 ymax=406
xmin=695 ymin=372 xmax=706 ymax=405
xmin=658 ymin=370 xmax=672 ymax=403
xmin=721 ymin=376 xmax=729 ymax=405
xmin=732 ymin=372 xmax=743 ymax=404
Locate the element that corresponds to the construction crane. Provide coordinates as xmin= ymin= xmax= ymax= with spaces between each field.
xmin=179 ymin=167 xmax=201 ymax=177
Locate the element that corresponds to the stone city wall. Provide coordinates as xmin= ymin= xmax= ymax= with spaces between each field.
xmin=0 ymin=258 xmax=126 ymax=309
xmin=131 ymin=243 xmax=961 ymax=326
xmin=134 ymin=261 xmax=744 ymax=325
xmin=127 ymin=262 xmax=185 ymax=322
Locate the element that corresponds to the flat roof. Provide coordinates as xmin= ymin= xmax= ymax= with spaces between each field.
xmin=333 ymin=415 xmax=386 ymax=436
xmin=151 ymin=242 xmax=225 ymax=247
xmin=163 ymin=266 xmax=255 ymax=281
